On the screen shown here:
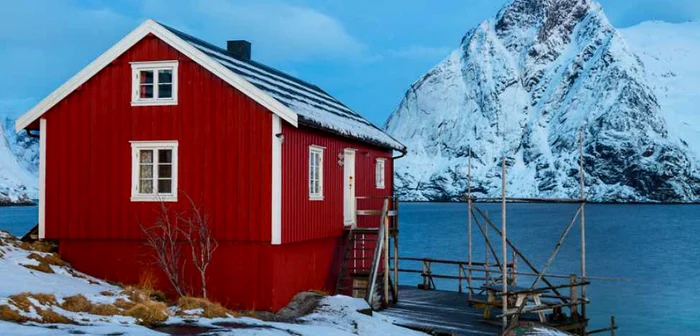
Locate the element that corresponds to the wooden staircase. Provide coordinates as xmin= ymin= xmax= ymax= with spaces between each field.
xmin=335 ymin=198 xmax=397 ymax=309
xmin=336 ymin=228 xmax=382 ymax=299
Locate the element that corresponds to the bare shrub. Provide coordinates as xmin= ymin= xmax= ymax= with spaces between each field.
xmin=178 ymin=195 xmax=218 ymax=299
xmin=140 ymin=201 xmax=187 ymax=297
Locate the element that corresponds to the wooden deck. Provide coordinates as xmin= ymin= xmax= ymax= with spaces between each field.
xmin=379 ymin=285 xmax=501 ymax=335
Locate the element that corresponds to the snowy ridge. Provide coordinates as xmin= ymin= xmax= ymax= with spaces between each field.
xmin=0 ymin=110 xmax=37 ymax=205
xmin=386 ymin=0 xmax=700 ymax=202
xmin=621 ymin=21 xmax=700 ymax=158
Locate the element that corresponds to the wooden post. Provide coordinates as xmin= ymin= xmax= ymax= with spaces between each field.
xmin=459 ymin=264 xmax=464 ymax=293
xmin=473 ymin=206 xmax=567 ymax=300
xmin=393 ymin=198 xmax=399 ymax=303
xmin=511 ymin=250 xmax=517 ymax=286
xmin=484 ymin=211 xmax=490 ymax=284
xmin=501 ymin=155 xmax=508 ymax=330
xmin=569 ymin=274 xmax=578 ymax=317
xmin=383 ymin=213 xmax=389 ymax=306
xmin=579 ymin=131 xmax=587 ymax=320
xmin=422 ymin=261 xmax=427 ymax=289
xmin=468 ymin=149 xmax=473 ymax=299
xmin=610 ymin=315 xmax=616 ymax=336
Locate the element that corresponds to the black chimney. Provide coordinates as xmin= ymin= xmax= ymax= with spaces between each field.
xmin=227 ymin=40 xmax=251 ymax=60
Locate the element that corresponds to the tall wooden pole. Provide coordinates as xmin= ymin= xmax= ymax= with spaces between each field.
xmin=579 ymin=131 xmax=587 ymax=319
xmin=467 ymin=149 xmax=473 ymax=299
xmin=501 ymin=155 xmax=508 ymax=330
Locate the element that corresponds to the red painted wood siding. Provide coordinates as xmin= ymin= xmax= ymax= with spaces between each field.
xmin=281 ymin=124 xmax=394 ymax=244
xmin=43 ymin=35 xmax=272 ymax=242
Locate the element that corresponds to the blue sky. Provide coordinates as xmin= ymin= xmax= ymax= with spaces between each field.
xmin=1 ymin=0 xmax=699 ymax=126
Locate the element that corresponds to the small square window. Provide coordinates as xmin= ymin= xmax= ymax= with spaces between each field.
xmin=131 ymin=61 xmax=178 ymax=106
xmin=131 ymin=141 xmax=178 ymax=202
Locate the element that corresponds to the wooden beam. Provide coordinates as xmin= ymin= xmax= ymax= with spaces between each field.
xmin=473 ymin=206 xmax=566 ymax=300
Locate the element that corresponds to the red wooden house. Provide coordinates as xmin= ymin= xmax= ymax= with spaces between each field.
xmin=15 ymin=19 xmax=405 ymax=311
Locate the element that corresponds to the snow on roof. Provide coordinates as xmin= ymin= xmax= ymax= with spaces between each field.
xmin=162 ymin=24 xmax=405 ymax=152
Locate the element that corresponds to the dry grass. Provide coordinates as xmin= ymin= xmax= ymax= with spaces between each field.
xmin=177 ymin=296 xmax=229 ymax=318
xmin=9 ymin=293 xmax=34 ymax=312
xmin=125 ymin=301 xmax=169 ymax=325
xmin=27 ymin=252 xmax=66 ymax=267
xmin=122 ymin=285 xmax=167 ymax=304
xmin=19 ymin=240 xmax=55 ymax=253
xmin=0 ymin=304 xmax=27 ymax=322
xmin=99 ymin=291 xmax=115 ymax=297
xmin=114 ymin=298 xmax=136 ymax=311
xmin=30 ymin=293 xmax=57 ymax=306
xmin=60 ymin=294 xmax=92 ymax=313
xmin=22 ymin=262 xmax=54 ymax=273
xmin=38 ymin=308 xmax=74 ymax=324
xmin=307 ymin=289 xmax=330 ymax=296
xmin=138 ymin=270 xmax=158 ymax=292
xmin=89 ymin=304 xmax=120 ymax=316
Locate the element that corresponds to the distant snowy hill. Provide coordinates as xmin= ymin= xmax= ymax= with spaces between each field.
xmin=621 ymin=21 xmax=700 ymax=159
xmin=386 ymin=0 xmax=700 ymax=202
xmin=0 ymin=100 xmax=38 ymax=205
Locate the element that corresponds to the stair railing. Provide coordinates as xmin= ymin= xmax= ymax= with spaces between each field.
xmin=366 ymin=198 xmax=389 ymax=308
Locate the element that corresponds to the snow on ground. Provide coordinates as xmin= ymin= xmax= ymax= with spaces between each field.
xmin=0 ymin=231 xmax=424 ymax=335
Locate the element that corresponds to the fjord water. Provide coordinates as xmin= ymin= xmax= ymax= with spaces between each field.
xmin=0 ymin=206 xmax=37 ymax=237
xmin=2 ymin=204 xmax=698 ymax=335
xmin=398 ymin=202 xmax=700 ymax=336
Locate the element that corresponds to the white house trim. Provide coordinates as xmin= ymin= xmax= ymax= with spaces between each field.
xmin=129 ymin=140 xmax=179 ymax=202
xmin=38 ymin=118 xmax=46 ymax=240
xmin=130 ymin=60 xmax=179 ymax=106
xmin=271 ymin=115 xmax=282 ymax=245
xmin=15 ymin=19 xmax=298 ymax=132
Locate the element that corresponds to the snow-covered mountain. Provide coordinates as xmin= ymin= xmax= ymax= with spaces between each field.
xmin=621 ymin=21 xmax=700 ymax=159
xmin=0 ymin=100 xmax=38 ymax=205
xmin=386 ymin=0 xmax=700 ymax=202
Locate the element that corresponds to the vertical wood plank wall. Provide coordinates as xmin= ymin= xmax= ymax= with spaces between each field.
xmin=43 ymin=35 xmax=272 ymax=242
xmin=281 ymin=124 xmax=394 ymax=244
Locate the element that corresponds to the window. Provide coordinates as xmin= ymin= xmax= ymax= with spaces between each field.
xmin=376 ymin=158 xmax=386 ymax=189
xmin=131 ymin=141 xmax=178 ymax=202
xmin=131 ymin=61 xmax=178 ymax=106
xmin=309 ymin=146 xmax=324 ymax=200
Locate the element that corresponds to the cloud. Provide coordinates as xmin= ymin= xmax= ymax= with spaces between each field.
xmin=137 ymin=0 xmax=366 ymax=62
xmin=0 ymin=1 xmax=137 ymax=102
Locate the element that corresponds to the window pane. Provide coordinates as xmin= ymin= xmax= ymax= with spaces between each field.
xmin=158 ymin=70 xmax=172 ymax=83
xmin=158 ymin=179 xmax=172 ymax=193
xmin=158 ymin=149 xmax=172 ymax=163
xmin=140 ymin=150 xmax=153 ymax=163
xmin=140 ymin=84 xmax=154 ymax=98
xmin=139 ymin=179 xmax=153 ymax=194
xmin=140 ymin=70 xmax=154 ymax=84
xmin=140 ymin=164 xmax=153 ymax=178
xmin=158 ymin=84 xmax=172 ymax=98
xmin=158 ymin=164 xmax=172 ymax=178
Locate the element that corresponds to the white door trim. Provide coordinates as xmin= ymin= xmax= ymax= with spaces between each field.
xmin=343 ymin=148 xmax=356 ymax=227
xmin=271 ymin=115 xmax=282 ymax=245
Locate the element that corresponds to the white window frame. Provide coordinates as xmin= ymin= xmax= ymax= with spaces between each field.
xmin=131 ymin=60 xmax=178 ymax=106
xmin=376 ymin=158 xmax=386 ymax=189
xmin=130 ymin=140 xmax=179 ymax=202
xmin=309 ymin=145 xmax=325 ymax=200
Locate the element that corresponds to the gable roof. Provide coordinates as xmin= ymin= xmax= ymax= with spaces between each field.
xmin=16 ymin=19 xmax=405 ymax=152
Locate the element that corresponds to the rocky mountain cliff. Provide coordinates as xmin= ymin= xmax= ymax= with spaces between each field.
xmin=385 ymin=0 xmax=700 ymax=202
xmin=0 ymin=102 xmax=38 ymax=205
